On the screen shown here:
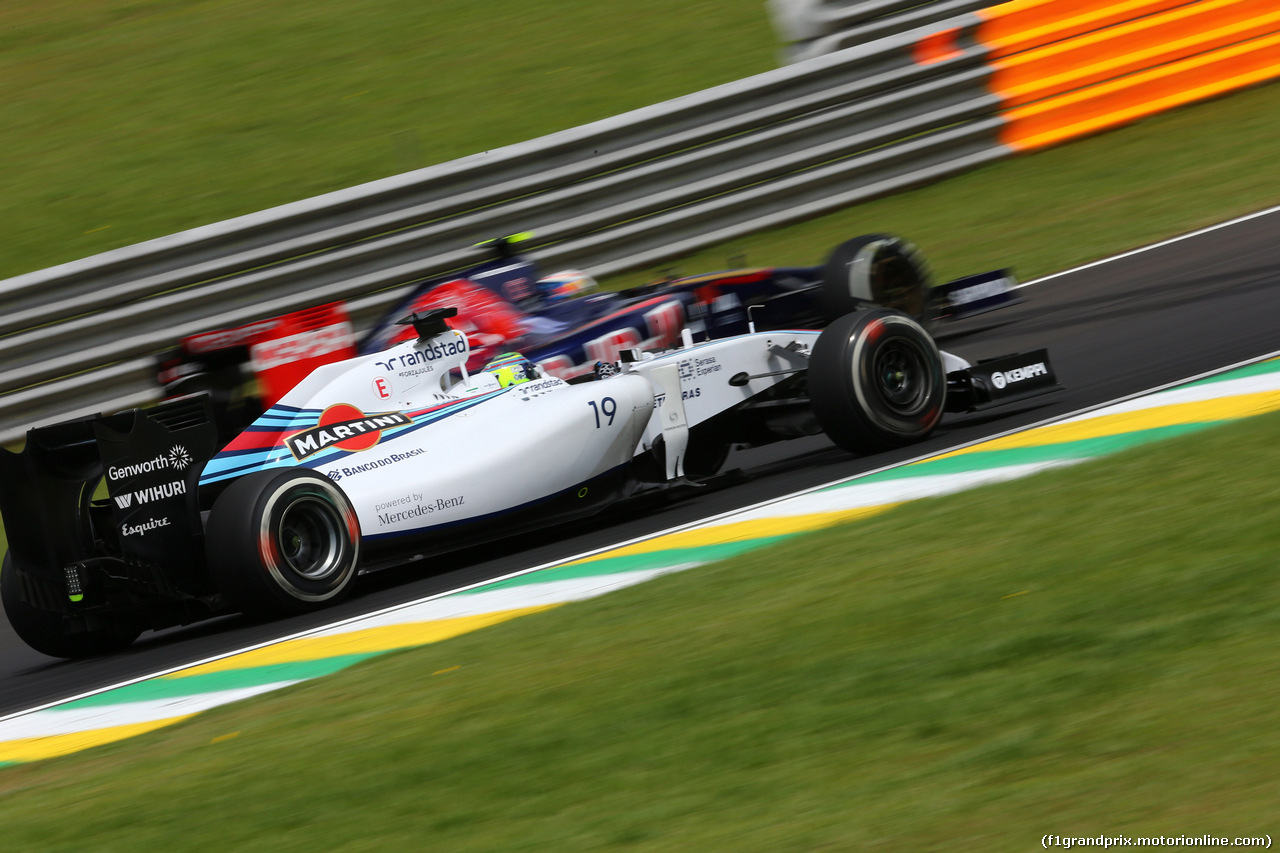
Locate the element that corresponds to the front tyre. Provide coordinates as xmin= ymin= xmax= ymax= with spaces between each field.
xmin=809 ymin=309 xmax=945 ymax=453
xmin=820 ymin=234 xmax=931 ymax=322
xmin=206 ymin=469 xmax=360 ymax=618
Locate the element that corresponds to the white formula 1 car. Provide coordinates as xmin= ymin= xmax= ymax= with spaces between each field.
xmin=0 ymin=306 xmax=1058 ymax=657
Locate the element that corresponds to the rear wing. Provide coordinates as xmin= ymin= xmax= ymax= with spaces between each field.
xmin=163 ymin=302 xmax=355 ymax=409
xmin=0 ymin=396 xmax=219 ymax=605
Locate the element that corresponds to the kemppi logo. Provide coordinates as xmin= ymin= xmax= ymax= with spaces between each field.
xmin=992 ymin=363 xmax=1048 ymax=390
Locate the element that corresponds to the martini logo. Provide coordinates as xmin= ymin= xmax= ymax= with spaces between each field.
xmin=286 ymin=404 xmax=412 ymax=460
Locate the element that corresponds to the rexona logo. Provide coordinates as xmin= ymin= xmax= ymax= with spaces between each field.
xmin=285 ymin=404 xmax=412 ymax=460
xmin=991 ymin=363 xmax=1048 ymax=390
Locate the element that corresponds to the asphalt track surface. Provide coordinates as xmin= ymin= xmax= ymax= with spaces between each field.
xmin=3 ymin=209 xmax=1279 ymax=717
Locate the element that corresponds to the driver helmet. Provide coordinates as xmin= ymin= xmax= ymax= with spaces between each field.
xmin=536 ymin=270 xmax=597 ymax=303
xmin=483 ymin=352 xmax=538 ymax=388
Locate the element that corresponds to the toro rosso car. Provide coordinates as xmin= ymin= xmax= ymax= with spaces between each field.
xmin=158 ymin=234 xmax=1024 ymax=439
xmin=1 ymin=299 xmax=1059 ymax=658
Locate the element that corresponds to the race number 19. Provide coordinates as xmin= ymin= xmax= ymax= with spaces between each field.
xmin=588 ymin=397 xmax=617 ymax=428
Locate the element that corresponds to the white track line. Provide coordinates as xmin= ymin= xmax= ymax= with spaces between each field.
xmin=2 ymin=683 xmax=303 ymax=740
xmin=1019 ymin=204 xmax=1280 ymax=289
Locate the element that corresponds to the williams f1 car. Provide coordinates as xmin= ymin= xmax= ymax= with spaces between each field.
xmin=3 ymin=298 xmax=1058 ymax=658
xmin=157 ymin=234 xmax=1023 ymax=440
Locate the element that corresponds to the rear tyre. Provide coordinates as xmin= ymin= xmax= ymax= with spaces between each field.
xmin=1 ymin=554 xmax=140 ymax=659
xmin=809 ymin=309 xmax=945 ymax=453
xmin=206 ymin=469 xmax=360 ymax=618
xmin=820 ymin=234 xmax=930 ymax=322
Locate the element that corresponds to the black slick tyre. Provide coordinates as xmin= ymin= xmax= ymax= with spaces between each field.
xmin=1 ymin=554 xmax=140 ymax=658
xmin=205 ymin=469 xmax=360 ymax=618
xmin=809 ymin=309 xmax=945 ymax=453
xmin=820 ymin=234 xmax=931 ymax=322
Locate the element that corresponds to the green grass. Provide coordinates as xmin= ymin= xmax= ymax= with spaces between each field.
xmin=603 ymin=78 xmax=1280 ymax=289
xmin=3 ymin=409 xmax=1279 ymax=850
xmin=6 ymin=1 xmax=1280 ymax=292
xmin=6 ymin=5 xmax=1280 ymax=847
xmin=0 ymin=0 xmax=777 ymax=280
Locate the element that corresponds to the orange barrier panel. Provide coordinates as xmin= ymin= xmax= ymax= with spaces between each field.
xmin=979 ymin=0 xmax=1196 ymax=58
xmin=1002 ymin=30 xmax=1280 ymax=151
xmin=993 ymin=0 xmax=1280 ymax=107
xmin=912 ymin=27 xmax=964 ymax=66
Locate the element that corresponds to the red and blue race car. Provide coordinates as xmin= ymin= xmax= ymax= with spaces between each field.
xmin=158 ymin=233 xmax=1021 ymax=439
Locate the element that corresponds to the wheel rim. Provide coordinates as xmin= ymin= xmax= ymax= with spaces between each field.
xmin=872 ymin=338 xmax=932 ymax=415
xmin=276 ymin=494 xmax=346 ymax=580
xmin=871 ymin=254 xmax=926 ymax=318
xmin=256 ymin=478 xmax=359 ymax=602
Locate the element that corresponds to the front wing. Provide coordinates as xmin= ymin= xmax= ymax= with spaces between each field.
xmin=945 ymin=348 xmax=1062 ymax=412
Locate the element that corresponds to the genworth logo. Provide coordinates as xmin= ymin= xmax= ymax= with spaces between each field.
xmin=168 ymin=445 xmax=192 ymax=471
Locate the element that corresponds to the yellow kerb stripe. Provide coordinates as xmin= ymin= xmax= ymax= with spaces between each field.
xmin=0 ymin=717 xmax=196 ymax=764
xmin=168 ymin=606 xmax=557 ymax=677
xmin=929 ymin=392 xmax=1280 ymax=461
xmin=565 ymin=505 xmax=896 ymax=564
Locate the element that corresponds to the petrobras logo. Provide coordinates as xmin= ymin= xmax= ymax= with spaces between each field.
xmin=250 ymin=322 xmax=355 ymax=372
xmin=113 ymin=478 xmax=187 ymax=509
xmin=286 ymin=404 xmax=413 ymax=460
xmin=991 ymin=363 xmax=1048 ymax=390
xmin=107 ymin=445 xmax=191 ymax=482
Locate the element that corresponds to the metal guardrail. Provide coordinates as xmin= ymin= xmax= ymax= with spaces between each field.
xmin=769 ymin=0 xmax=992 ymax=61
xmin=0 ymin=22 xmax=1005 ymax=443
